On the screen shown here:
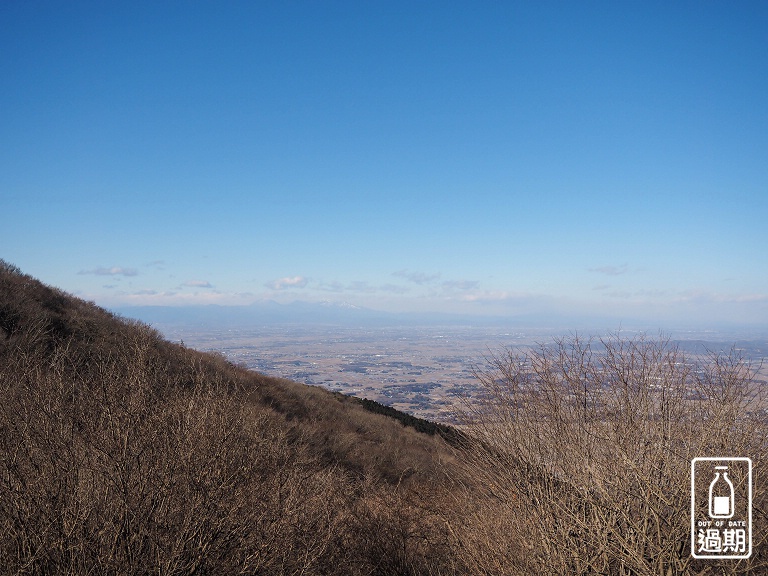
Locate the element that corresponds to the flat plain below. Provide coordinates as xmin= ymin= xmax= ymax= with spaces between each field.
xmin=151 ymin=323 xmax=768 ymax=422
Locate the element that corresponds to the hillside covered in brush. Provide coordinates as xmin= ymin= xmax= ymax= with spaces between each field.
xmin=0 ymin=260 xmax=465 ymax=575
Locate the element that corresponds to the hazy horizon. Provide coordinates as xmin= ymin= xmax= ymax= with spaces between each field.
xmin=3 ymin=2 xmax=767 ymax=331
xmin=112 ymin=299 xmax=768 ymax=339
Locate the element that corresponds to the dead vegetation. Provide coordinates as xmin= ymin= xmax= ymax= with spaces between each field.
xmin=1 ymin=260 xmax=766 ymax=575
xmin=0 ymin=261 xmax=456 ymax=575
xmin=449 ymin=333 xmax=768 ymax=575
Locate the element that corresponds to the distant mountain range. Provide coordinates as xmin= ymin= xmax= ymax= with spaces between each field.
xmin=113 ymin=300 xmax=627 ymax=331
xmin=113 ymin=301 xmax=768 ymax=354
xmin=114 ymin=300 xmax=398 ymax=328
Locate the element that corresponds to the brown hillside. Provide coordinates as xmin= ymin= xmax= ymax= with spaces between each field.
xmin=0 ymin=260 xmax=461 ymax=575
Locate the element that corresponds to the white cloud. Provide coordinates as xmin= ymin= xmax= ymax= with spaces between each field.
xmin=605 ymin=289 xmax=632 ymax=299
xmin=444 ymin=289 xmax=548 ymax=306
xmin=115 ymin=290 xmax=252 ymax=306
xmin=460 ymin=290 xmax=524 ymax=303
xmin=347 ymin=281 xmax=377 ymax=293
xmin=676 ymin=290 xmax=768 ymax=305
xmin=182 ymin=280 xmax=213 ymax=288
xmin=265 ymin=276 xmax=309 ymax=290
xmin=589 ymin=264 xmax=628 ymax=276
xmin=79 ymin=266 xmax=138 ymax=277
xmin=392 ymin=269 xmax=440 ymax=284
xmin=317 ymin=281 xmax=345 ymax=293
xmin=379 ymin=283 xmax=410 ymax=294
xmin=442 ymin=279 xmax=479 ymax=291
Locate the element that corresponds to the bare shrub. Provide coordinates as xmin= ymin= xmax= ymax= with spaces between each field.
xmin=341 ymin=475 xmax=456 ymax=576
xmin=0 ymin=261 xmax=462 ymax=575
xmin=0 ymin=326 xmax=354 ymax=575
xmin=450 ymin=333 xmax=768 ymax=575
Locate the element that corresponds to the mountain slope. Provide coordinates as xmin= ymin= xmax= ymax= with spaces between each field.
xmin=0 ymin=260 xmax=460 ymax=575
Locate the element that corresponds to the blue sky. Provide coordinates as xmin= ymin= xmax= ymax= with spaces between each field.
xmin=2 ymin=1 xmax=767 ymax=329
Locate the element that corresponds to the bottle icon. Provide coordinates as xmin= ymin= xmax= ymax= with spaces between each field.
xmin=709 ymin=465 xmax=734 ymax=518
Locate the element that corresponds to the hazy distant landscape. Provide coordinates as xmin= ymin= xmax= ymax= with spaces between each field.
xmin=128 ymin=321 xmax=537 ymax=421
xmin=120 ymin=305 xmax=768 ymax=422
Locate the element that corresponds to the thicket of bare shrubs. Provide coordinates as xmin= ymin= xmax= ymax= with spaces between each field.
xmin=0 ymin=261 xmax=456 ymax=575
xmin=448 ymin=333 xmax=768 ymax=575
